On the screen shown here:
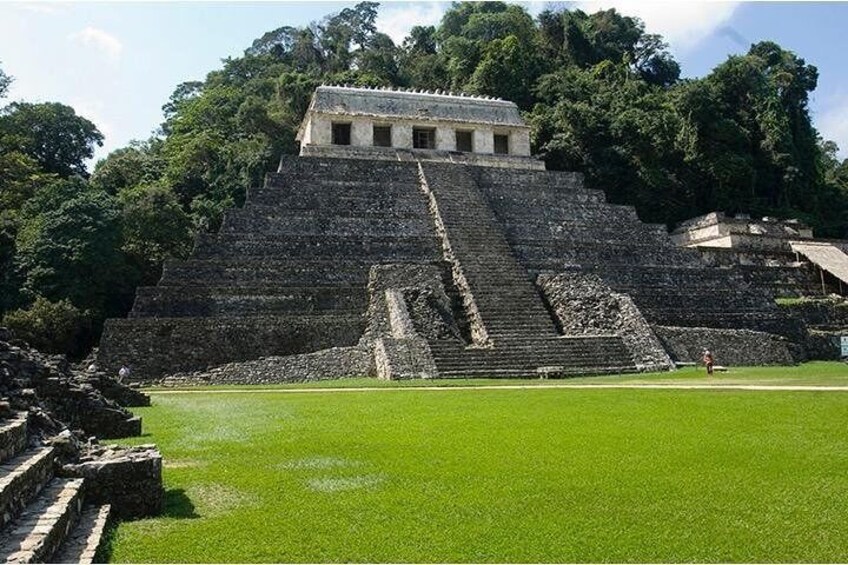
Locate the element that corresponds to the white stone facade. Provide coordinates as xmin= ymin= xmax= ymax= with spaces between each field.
xmin=300 ymin=114 xmax=532 ymax=156
xmin=296 ymin=86 xmax=536 ymax=164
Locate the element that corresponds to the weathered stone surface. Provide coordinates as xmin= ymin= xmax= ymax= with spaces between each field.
xmin=0 ymin=413 xmax=27 ymax=463
xmin=654 ymin=326 xmax=797 ymax=366
xmin=779 ymin=296 xmax=848 ymax=330
xmin=537 ymin=272 xmax=674 ymax=372
xmin=0 ymin=332 xmax=145 ymax=441
xmin=804 ymin=330 xmax=842 ymax=360
xmin=160 ymin=346 xmax=372 ymax=386
xmin=99 ymin=152 xmax=815 ymax=380
xmin=62 ymin=445 xmax=163 ymax=520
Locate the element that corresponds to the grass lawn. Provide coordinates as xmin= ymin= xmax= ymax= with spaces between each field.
xmin=109 ymin=364 xmax=848 ymax=563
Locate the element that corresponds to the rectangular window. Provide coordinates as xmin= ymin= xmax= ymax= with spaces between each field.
xmin=373 ymin=125 xmax=392 ymax=147
xmin=494 ymin=134 xmax=509 ymax=155
xmin=456 ymin=130 xmax=473 ymax=152
xmin=332 ymin=122 xmax=351 ymax=146
xmin=413 ymin=127 xmax=436 ymax=150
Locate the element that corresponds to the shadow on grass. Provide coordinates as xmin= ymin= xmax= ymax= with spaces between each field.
xmin=94 ymin=488 xmax=200 ymax=563
xmin=163 ymin=488 xmax=200 ymax=519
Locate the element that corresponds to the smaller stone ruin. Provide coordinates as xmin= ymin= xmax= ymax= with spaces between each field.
xmin=0 ymin=327 xmax=163 ymax=563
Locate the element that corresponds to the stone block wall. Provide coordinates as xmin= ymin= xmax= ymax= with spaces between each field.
xmin=654 ymin=326 xmax=797 ymax=366
xmin=62 ymin=445 xmax=163 ymax=520
xmin=0 ymin=414 xmax=27 ymax=463
xmin=779 ymin=297 xmax=848 ymax=330
xmin=98 ymin=156 xmax=446 ymax=380
xmin=537 ymin=272 xmax=674 ymax=372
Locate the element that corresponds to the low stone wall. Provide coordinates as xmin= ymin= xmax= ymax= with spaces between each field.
xmin=99 ymin=315 xmax=364 ymax=380
xmin=62 ymin=445 xmax=163 ymax=520
xmin=779 ymin=297 xmax=848 ymax=330
xmin=654 ymin=326 xmax=796 ymax=366
xmin=537 ymin=272 xmax=674 ymax=372
xmin=0 ymin=413 xmax=27 ymax=462
xmin=160 ymin=345 xmax=372 ymax=386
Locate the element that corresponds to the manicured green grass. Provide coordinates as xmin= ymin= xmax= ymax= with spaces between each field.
xmin=109 ymin=370 xmax=848 ymax=563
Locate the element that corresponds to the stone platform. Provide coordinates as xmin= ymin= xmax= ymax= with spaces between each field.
xmin=99 ymin=156 xmax=806 ymax=380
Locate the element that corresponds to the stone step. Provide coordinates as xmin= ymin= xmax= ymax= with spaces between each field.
xmin=481 ymin=189 xmax=605 ymax=208
xmin=0 ymin=478 xmax=84 ymax=564
xmin=0 ymin=447 xmax=56 ymax=532
xmin=435 ymin=365 xmax=636 ymax=378
xmin=274 ymin=156 xmax=420 ymax=182
xmin=476 ymin=168 xmax=585 ymax=188
xmin=0 ymin=415 xmax=27 ymax=465
xmin=229 ymin=203 xmax=429 ymax=221
xmin=247 ymin=189 xmax=429 ymax=213
xmin=53 ymin=505 xmax=111 ymax=565
xmin=220 ymin=211 xmax=435 ymax=238
xmin=192 ymin=233 xmax=441 ymax=261
xmin=160 ymin=259 xmax=371 ymax=286
xmin=131 ymin=285 xmax=368 ymax=318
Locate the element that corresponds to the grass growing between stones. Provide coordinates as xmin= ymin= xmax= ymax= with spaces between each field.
xmin=109 ymin=376 xmax=848 ymax=563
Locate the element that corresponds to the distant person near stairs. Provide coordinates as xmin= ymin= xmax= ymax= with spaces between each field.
xmin=702 ymin=350 xmax=715 ymax=375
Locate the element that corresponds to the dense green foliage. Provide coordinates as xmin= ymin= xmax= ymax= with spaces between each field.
xmin=1 ymin=4 xmax=848 ymax=355
xmin=2 ymin=296 xmax=91 ymax=356
xmin=110 ymin=372 xmax=848 ymax=562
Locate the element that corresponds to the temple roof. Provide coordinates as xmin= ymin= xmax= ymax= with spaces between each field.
xmin=305 ymin=85 xmax=527 ymax=127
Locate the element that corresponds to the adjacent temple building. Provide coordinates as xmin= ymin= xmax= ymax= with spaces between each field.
xmin=98 ymin=86 xmax=846 ymax=382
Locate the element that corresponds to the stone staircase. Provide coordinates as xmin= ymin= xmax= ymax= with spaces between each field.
xmin=0 ymin=414 xmax=110 ymax=564
xmin=418 ymin=161 xmax=635 ymax=377
xmin=474 ymin=167 xmax=805 ymax=342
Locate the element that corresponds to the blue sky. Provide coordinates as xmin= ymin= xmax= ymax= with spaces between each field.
xmin=2 ymin=1 xmax=848 ymax=166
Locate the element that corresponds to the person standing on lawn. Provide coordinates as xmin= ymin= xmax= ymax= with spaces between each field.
xmin=702 ymin=349 xmax=715 ymax=375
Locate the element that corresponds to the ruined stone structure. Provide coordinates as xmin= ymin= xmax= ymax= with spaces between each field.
xmin=99 ymin=87 xmax=811 ymax=380
xmin=672 ymin=211 xmax=848 ymax=357
xmin=0 ymin=332 xmax=163 ymax=562
xmin=670 ymin=212 xmax=848 ymax=297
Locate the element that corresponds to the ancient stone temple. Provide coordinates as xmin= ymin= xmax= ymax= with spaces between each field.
xmin=98 ymin=86 xmax=810 ymax=381
xmin=672 ymin=212 xmax=848 ymax=298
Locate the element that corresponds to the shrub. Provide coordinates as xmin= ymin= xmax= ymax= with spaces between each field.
xmin=2 ymin=296 xmax=91 ymax=357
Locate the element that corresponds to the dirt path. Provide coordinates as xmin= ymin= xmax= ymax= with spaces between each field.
xmin=146 ymin=382 xmax=848 ymax=394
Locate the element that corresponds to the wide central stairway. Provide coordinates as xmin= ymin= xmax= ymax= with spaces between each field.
xmin=99 ymin=155 xmax=801 ymax=379
xmin=418 ymin=162 xmax=633 ymax=376
xmin=0 ymin=414 xmax=110 ymax=564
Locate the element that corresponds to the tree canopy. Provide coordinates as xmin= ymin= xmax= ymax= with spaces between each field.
xmin=0 ymin=102 xmax=103 ymax=177
xmin=1 ymin=1 xmax=847 ymax=356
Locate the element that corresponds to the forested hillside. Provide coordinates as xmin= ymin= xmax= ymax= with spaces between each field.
xmin=1 ymin=1 xmax=847 ymax=356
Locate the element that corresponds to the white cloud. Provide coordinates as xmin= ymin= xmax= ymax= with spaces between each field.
xmin=68 ymin=26 xmax=123 ymax=62
xmin=574 ymin=1 xmax=741 ymax=54
xmin=817 ymin=98 xmax=848 ymax=160
xmin=377 ymin=2 xmax=448 ymax=45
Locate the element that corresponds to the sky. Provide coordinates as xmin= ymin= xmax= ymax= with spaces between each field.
xmin=2 ymin=1 xmax=848 ymax=167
